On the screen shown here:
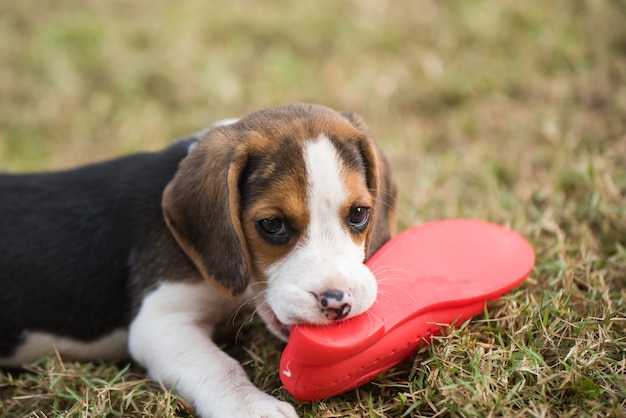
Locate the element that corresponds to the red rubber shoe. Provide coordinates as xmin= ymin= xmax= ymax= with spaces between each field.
xmin=279 ymin=219 xmax=535 ymax=401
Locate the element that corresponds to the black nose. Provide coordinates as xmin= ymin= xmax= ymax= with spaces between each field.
xmin=318 ymin=289 xmax=353 ymax=320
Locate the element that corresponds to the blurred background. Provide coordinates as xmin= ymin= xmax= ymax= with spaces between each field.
xmin=1 ymin=1 xmax=624 ymax=230
xmin=1 ymin=1 xmax=625 ymax=416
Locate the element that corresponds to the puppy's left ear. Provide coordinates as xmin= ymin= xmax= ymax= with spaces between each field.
xmin=162 ymin=130 xmax=251 ymax=296
xmin=341 ymin=111 xmax=398 ymax=259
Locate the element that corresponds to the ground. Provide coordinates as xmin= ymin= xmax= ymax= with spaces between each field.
xmin=1 ymin=1 xmax=625 ymax=417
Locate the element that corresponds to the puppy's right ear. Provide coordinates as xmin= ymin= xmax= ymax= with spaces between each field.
xmin=162 ymin=129 xmax=251 ymax=297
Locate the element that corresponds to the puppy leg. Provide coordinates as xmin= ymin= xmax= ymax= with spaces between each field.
xmin=129 ymin=281 xmax=297 ymax=418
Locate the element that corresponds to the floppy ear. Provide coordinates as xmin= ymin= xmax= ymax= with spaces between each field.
xmin=162 ymin=129 xmax=251 ymax=296
xmin=341 ymin=111 xmax=398 ymax=259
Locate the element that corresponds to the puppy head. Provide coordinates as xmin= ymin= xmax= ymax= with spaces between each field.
xmin=163 ymin=104 xmax=396 ymax=340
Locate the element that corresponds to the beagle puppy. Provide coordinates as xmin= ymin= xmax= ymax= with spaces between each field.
xmin=0 ymin=104 xmax=397 ymax=417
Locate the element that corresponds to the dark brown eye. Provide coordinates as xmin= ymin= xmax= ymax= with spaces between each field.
xmin=348 ymin=206 xmax=370 ymax=233
xmin=257 ymin=217 xmax=291 ymax=244
xmin=259 ymin=218 xmax=285 ymax=234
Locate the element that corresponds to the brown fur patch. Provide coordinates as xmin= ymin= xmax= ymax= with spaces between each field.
xmin=241 ymin=175 xmax=309 ymax=277
xmin=341 ymin=167 xmax=375 ymax=245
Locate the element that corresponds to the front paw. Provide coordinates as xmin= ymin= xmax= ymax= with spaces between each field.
xmin=244 ymin=397 xmax=298 ymax=418
xmin=197 ymin=389 xmax=298 ymax=418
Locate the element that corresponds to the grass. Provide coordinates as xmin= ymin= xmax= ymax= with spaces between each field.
xmin=1 ymin=0 xmax=625 ymax=417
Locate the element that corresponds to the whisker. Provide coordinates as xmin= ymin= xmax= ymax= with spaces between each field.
xmin=228 ymin=284 xmax=274 ymax=343
xmin=369 ymin=265 xmax=416 ymax=277
xmin=234 ymin=309 xmax=260 ymax=344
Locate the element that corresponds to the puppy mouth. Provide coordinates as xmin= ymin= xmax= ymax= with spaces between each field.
xmin=273 ymin=315 xmax=292 ymax=339
xmin=258 ymin=305 xmax=292 ymax=341
xmin=259 ymin=302 xmax=359 ymax=341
